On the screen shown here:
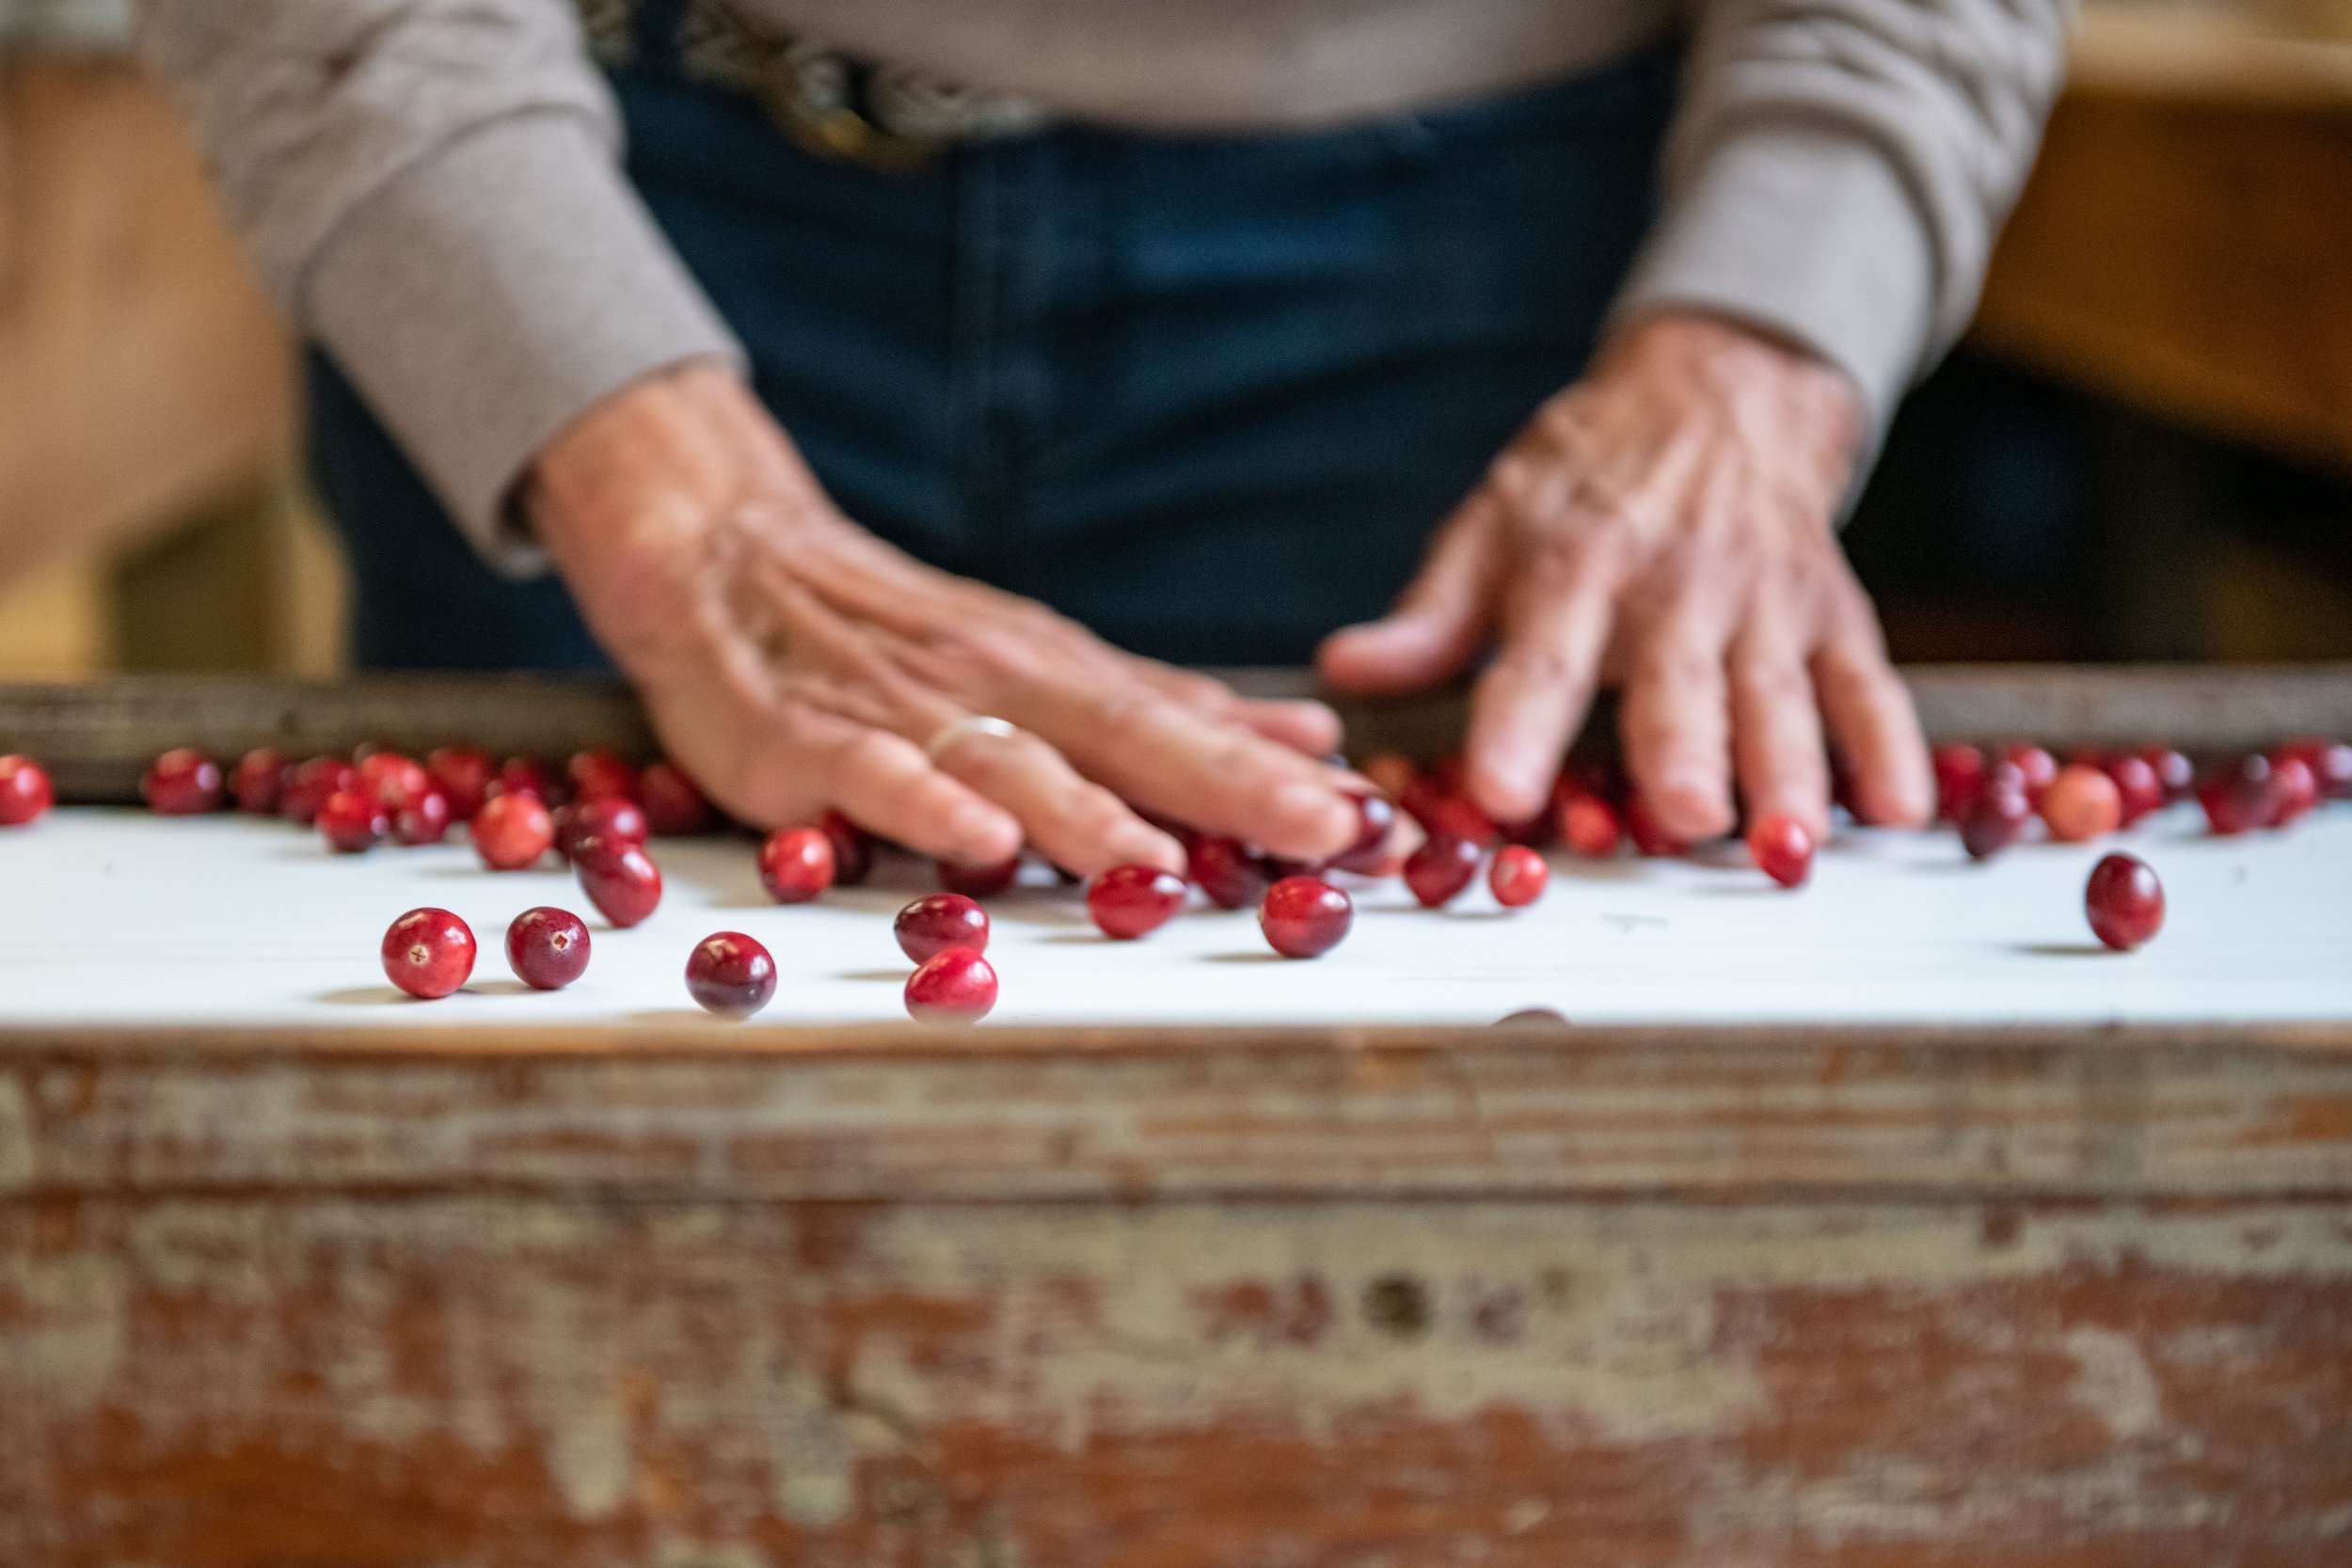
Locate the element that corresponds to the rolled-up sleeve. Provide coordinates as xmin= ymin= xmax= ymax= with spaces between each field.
xmin=137 ymin=0 xmax=746 ymax=572
xmin=1611 ymin=0 xmax=2074 ymax=433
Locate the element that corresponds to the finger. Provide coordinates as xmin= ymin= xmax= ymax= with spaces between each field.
xmin=1812 ymin=611 xmax=1932 ymax=828
xmin=819 ymin=726 xmax=1025 ymax=864
xmin=1618 ymin=580 xmax=1740 ymax=843
xmin=1125 ymin=660 xmax=1344 ymax=757
xmin=1728 ymin=618 xmax=1832 ymax=841
xmin=1462 ymin=528 xmax=1624 ymax=823
xmin=1024 ymin=684 xmax=1359 ymax=862
xmin=1315 ymin=494 xmax=1502 ymax=696
xmin=931 ymin=724 xmax=1186 ymax=877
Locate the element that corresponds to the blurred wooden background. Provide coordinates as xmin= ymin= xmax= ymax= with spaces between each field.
xmin=3 ymin=0 xmax=2351 ymax=677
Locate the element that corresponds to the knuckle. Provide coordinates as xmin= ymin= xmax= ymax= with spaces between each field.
xmin=1489 ymin=640 xmax=1580 ymax=690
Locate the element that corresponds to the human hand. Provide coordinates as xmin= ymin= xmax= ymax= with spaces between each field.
xmin=524 ymin=362 xmax=1361 ymax=876
xmin=1318 ymin=311 xmax=1932 ymax=842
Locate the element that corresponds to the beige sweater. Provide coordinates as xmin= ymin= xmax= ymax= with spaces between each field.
xmin=138 ymin=0 xmax=2072 ymax=572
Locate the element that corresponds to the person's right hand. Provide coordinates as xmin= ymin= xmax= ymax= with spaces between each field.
xmin=523 ymin=361 xmax=1363 ymax=877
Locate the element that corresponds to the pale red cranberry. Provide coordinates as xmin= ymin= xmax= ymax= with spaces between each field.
xmin=317 ymin=788 xmax=388 ymax=853
xmin=1260 ymin=876 xmax=1352 ymax=958
xmin=1086 ymin=863 xmax=1188 ymax=939
xmin=425 ymin=745 xmax=494 ymax=821
xmin=0 ymin=755 xmax=54 ymax=826
xmin=895 ymin=893 xmax=989 ymax=963
xmin=1998 ymin=742 xmax=2058 ymax=807
xmin=2280 ymin=736 xmax=2352 ymax=800
xmin=639 ymin=761 xmax=716 ymax=835
xmin=472 ymin=792 xmax=554 ymax=870
xmin=1746 ymin=814 xmax=1815 ymax=888
xmin=2085 ymin=853 xmax=2164 ymax=951
xmin=574 ymin=833 xmax=662 ymax=927
xmin=758 ymin=825 xmax=835 ymax=903
xmin=144 ymin=749 xmax=223 ymax=815
xmin=381 ymin=907 xmax=475 ymax=999
xmin=1404 ymin=834 xmax=1482 ymax=908
xmin=2102 ymin=753 xmax=2165 ymax=827
xmin=356 ymin=752 xmax=431 ymax=812
xmin=686 ymin=931 xmax=776 ymax=1018
xmin=905 ymin=944 xmax=997 ymax=1023
xmin=1488 ymin=844 xmax=1549 ymax=907
xmin=2268 ymin=753 xmax=2319 ymax=827
xmin=506 ymin=907 xmax=591 ymax=990
xmin=1558 ymin=795 xmax=1621 ymax=858
xmin=567 ymin=748 xmax=638 ymax=802
xmin=279 ymin=758 xmax=356 ymax=825
xmin=2042 ymin=764 xmax=2122 ymax=843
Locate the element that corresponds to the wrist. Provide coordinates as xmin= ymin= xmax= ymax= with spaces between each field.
xmin=1604 ymin=309 xmax=1862 ymax=473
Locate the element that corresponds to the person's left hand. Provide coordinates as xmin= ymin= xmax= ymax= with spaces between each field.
xmin=1316 ymin=309 xmax=1933 ymax=844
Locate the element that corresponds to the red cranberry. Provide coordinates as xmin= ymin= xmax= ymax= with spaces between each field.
xmin=2269 ymin=753 xmax=2320 ymax=827
xmin=2280 ymin=736 xmax=2352 ymax=800
xmin=1327 ymin=791 xmax=1396 ymax=875
xmin=1361 ymin=752 xmax=1418 ymax=801
xmin=2200 ymin=754 xmax=2276 ymax=836
xmin=391 ymin=789 xmax=453 ymax=847
xmin=1961 ymin=775 xmax=2032 ymax=861
xmin=567 ymin=748 xmax=639 ymax=802
xmin=818 ymin=809 xmax=875 ymax=886
xmin=639 ymin=761 xmax=716 ymax=835
xmin=1086 ymin=863 xmax=1188 ymax=939
xmin=0 ymin=755 xmax=54 ymax=826
xmin=1931 ymin=743 xmax=1984 ymax=824
xmin=2085 ymin=853 xmax=2164 ymax=951
xmin=494 ymin=755 xmax=568 ymax=807
xmin=574 ymin=833 xmax=663 ymax=927
xmin=1746 ymin=814 xmax=1815 ymax=889
xmin=904 ymin=944 xmax=997 ymax=1023
xmin=1398 ymin=773 xmax=1449 ymax=832
xmin=381 ymin=907 xmax=475 ymax=999
xmin=1623 ymin=795 xmax=1689 ymax=858
xmin=1404 ymin=833 xmax=1483 ymax=908
xmin=1558 ymin=795 xmax=1621 ymax=858
xmin=1188 ymin=834 xmax=1276 ymax=911
xmin=1428 ymin=794 xmax=1501 ymax=847
xmin=232 ymin=748 xmax=289 ymax=816
xmin=1998 ymin=743 xmax=2058 ymax=807
xmin=2137 ymin=745 xmax=2195 ymax=804
xmin=1488 ymin=844 xmax=1549 ymax=907
xmin=144 ymin=749 xmax=224 ymax=815
xmin=759 ymin=825 xmax=836 ymax=903
xmin=425 ymin=745 xmax=494 ymax=822
xmin=1260 ymin=876 xmax=1352 ymax=958
xmin=939 ymin=855 xmax=1021 ymax=898
xmin=2041 ymin=764 xmax=2122 ymax=843
xmin=895 ymin=893 xmax=990 ymax=963
xmin=317 ymin=788 xmax=388 ymax=853
xmin=506 ymin=906 xmax=591 ymax=990
xmin=555 ymin=796 xmax=648 ymax=861
xmin=686 ymin=931 xmax=777 ymax=1018
xmin=356 ymin=752 xmax=431 ymax=812
xmin=279 ymin=757 xmax=356 ymax=825
xmin=2102 ymin=753 xmax=2165 ymax=827
xmin=472 ymin=792 xmax=555 ymax=870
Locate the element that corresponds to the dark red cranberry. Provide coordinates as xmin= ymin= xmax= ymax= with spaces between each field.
xmin=2102 ymin=753 xmax=2165 ymax=827
xmin=939 ymin=855 xmax=1021 ymax=898
xmin=686 ymin=931 xmax=777 ymax=1018
xmin=759 ymin=825 xmax=835 ymax=904
xmin=555 ymin=796 xmax=648 ymax=861
xmin=1327 ymin=791 xmax=1396 ymax=875
xmin=2085 ymin=853 xmax=2164 ymax=951
xmin=2138 ymin=745 xmax=2196 ymax=804
xmin=425 ymin=745 xmax=494 ymax=822
xmin=1260 ymin=876 xmax=1352 ymax=958
xmin=494 ymin=755 xmax=568 ymax=807
xmin=1086 ymin=863 xmax=1188 ymax=939
xmin=818 ymin=809 xmax=875 ymax=886
xmin=506 ymin=906 xmax=591 ymax=990
xmin=1931 ymin=743 xmax=1984 ymax=824
xmin=1488 ymin=844 xmax=1549 ymax=907
xmin=144 ymin=749 xmax=223 ymax=815
xmin=0 ymin=755 xmax=54 ymax=826
xmin=279 ymin=757 xmax=356 ymax=826
xmin=905 ymin=944 xmax=997 ymax=1023
xmin=1623 ymin=795 xmax=1688 ymax=858
xmin=2269 ymin=753 xmax=2320 ymax=827
xmin=1404 ymin=834 xmax=1482 ymax=908
xmin=574 ymin=833 xmax=663 ymax=927
xmin=1997 ymin=743 xmax=2058 ymax=808
xmin=381 ymin=907 xmax=476 ymax=999
xmin=895 ymin=893 xmax=990 ymax=963
xmin=1558 ymin=795 xmax=1620 ymax=858
xmin=356 ymin=752 xmax=431 ymax=812
xmin=1746 ymin=814 xmax=1814 ymax=889
xmin=2042 ymin=764 xmax=2121 ymax=843
xmin=232 ymin=748 xmax=289 ymax=816
xmin=391 ymin=788 xmax=453 ymax=847
xmin=472 ymin=792 xmax=555 ymax=871
xmin=2280 ymin=736 xmax=2352 ymax=800
xmin=1961 ymin=775 xmax=2032 ymax=861
xmin=317 ymin=788 xmax=388 ymax=853
xmin=639 ymin=761 xmax=716 ymax=835
xmin=1188 ymin=834 xmax=1276 ymax=911
xmin=2200 ymin=754 xmax=2276 ymax=836
xmin=567 ymin=748 xmax=639 ymax=802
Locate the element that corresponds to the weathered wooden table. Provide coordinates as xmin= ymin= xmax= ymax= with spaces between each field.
xmin=5 ymin=668 xmax=2351 ymax=1566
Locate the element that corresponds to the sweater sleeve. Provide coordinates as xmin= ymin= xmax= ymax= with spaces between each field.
xmin=1610 ymin=0 xmax=2074 ymax=434
xmin=135 ymin=0 xmax=747 ymax=574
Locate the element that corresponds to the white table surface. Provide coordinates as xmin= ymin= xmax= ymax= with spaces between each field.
xmin=0 ymin=804 xmax=2345 ymax=1029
